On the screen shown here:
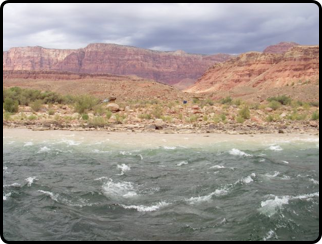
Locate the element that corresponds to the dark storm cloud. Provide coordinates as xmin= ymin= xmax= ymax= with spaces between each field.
xmin=3 ymin=3 xmax=319 ymax=54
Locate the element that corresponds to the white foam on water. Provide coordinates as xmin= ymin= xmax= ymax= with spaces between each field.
xmin=3 ymin=192 xmax=11 ymax=201
xmin=281 ymin=160 xmax=289 ymax=164
xmin=268 ymin=145 xmax=283 ymax=151
xmin=37 ymin=190 xmax=59 ymax=202
xmin=25 ymin=176 xmax=38 ymax=186
xmin=163 ymin=146 xmax=176 ymax=150
xmin=293 ymin=192 xmax=319 ymax=200
xmin=229 ymin=148 xmax=252 ymax=157
xmin=210 ymin=165 xmax=225 ymax=169
xmin=309 ymin=179 xmax=319 ymax=185
xmin=121 ymin=201 xmax=170 ymax=212
xmin=102 ymin=179 xmax=138 ymax=199
xmin=237 ymin=173 xmax=256 ymax=184
xmin=117 ymin=164 xmax=131 ymax=175
xmin=24 ymin=142 xmax=33 ymax=147
xmin=38 ymin=146 xmax=51 ymax=153
xmin=177 ymin=161 xmax=188 ymax=166
xmin=186 ymin=193 xmax=214 ymax=205
xmin=265 ymin=171 xmax=280 ymax=178
xmin=259 ymin=192 xmax=319 ymax=217
xmin=281 ymin=175 xmax=291 ymax=180
xmin=187 ymin=186 xmax=230 ymax=205
xmin=3 ymin=183 xmax=21 ymax=188
xmin=138 ymin=154 xmax=143 ymax=160
xmin=61 ymin=139 xmax=81 ymax=146
xmin=120 ymin=151 xmax=132 ymax=156
xmin=259 ymin=196 xmax=290 ymax=217
xmin=263 ymin=230 xmax=278 ymax=241
xmin=94 ymin=176 xmax=109 ymax=181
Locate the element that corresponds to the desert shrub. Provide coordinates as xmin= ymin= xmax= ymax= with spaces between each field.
xmin=81 ymin=114 xmax=89 ymax=120
xmin=28 ymin=115 xmax=37 ymax=120
xmin=93 ymin=105 xmax=105 ymax=116
xmin=268 ymin=101 xmax=281 ymax=110
xmin=115 ymin=114 xmax=126 ymax=124
xmin=106 ymin=110 xmax=112 ymax=120
xmin=161 ymin=115 xmax=173 ymax=123
xmin=30 ymin=99 xmax=43 ymax=112
xmin=267 ymin=95 xmax=292 ymax=105
xmin=48 ymin=109 xmax=55 ymax=115
xmin=139 ymin=114 xmax=152 ymax=120
xmin=311 ymin=111 xmax=319 ymax=120
xmin=266 ymin=115 xmax=274 ymax=122
xmin=3 ymin=112 xmax=12 ymax=121
xmin=236 ymin=116 xmax=245 ymax=123
xmin=287 ymin=112 xmax=307 ymax=121
xmin=152 ymin=106 xmax=163 ymax=119
xmin=238 ymin=106 xmax=250 ymax=120
xmin=186 ymin=115 xmax=198 ymax=123
xmin=220 ymin=96 xmax=232 ymax=104
xmin=88 ymin=117 xmax=106 ymax=127
xmin=220 ymin=113 xmax=226 ymax=122
xmin=234 ymin=99 xmax=242 ymax=106
xmin=309 ymin=101 xmax=319 ymax=107
xmin=74 ymin=95 xmax=99 ymax=113
xmin=3 ymin=98 xmax=19 ymax=113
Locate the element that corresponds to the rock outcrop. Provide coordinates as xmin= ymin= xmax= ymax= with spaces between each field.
xmin=3 ymin=43 xmax=231 ymax=86
xmin=263 ymin=42 xmax=299 ymax=54
xmin=184 ymin=45 xmax=319 ymax=101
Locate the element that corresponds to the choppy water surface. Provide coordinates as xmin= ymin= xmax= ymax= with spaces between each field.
xmin=3 ymin=131 xmax=319 ymax=241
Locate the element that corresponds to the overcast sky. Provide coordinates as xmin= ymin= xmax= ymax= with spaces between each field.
xmin=3 ymin=3 xmax=319 ymax=54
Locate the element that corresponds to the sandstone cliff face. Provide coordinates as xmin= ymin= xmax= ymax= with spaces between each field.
xmin=3 ymin=43 xmax=231 ymax=86
xmin=263 ymin=42 xmax=299 ymax=54
xmin=185 ymin=45 xmax=319 ymax=94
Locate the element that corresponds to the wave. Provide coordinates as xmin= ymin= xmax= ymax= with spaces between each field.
xmin=3 ymin=183 xmax=21 ymax=188
xmin=162 ymin=146 xmax=177 ymax=150
xmin=268 ymin=145 xmax=283 ymax=151
xmin=263 ymin=230 xmax=278 ymax=241
xmin=24 ymin=142 xmax=34 ymax=147
xmin=121 ymin=201 xmax=170 ymax=212
xmin=229 ymin=148 xmax=252 ymax=157
xmin=101 ymin=179 xmax=138 ymax=199
xmin=264 ymin=171 xmax=280 ymax=178
xmin=25 ymin=176 xmax=38 ymax=187
xmin=177 ymin=161 xmax=188 ymax=166
xmin=60 ymin=139 xmax=82 ymax=146
xmin=117 ymin=164 xmax=131 ymax=175
xmin=259 ymin=192 xmax=319 ymax=217
xmin=38 ymin=146 xmax=51 ymax=153
xmin=3 ymin=192 xmax=12 ymax=201
xmin=38 ymin=190 xmax=59 ymax=202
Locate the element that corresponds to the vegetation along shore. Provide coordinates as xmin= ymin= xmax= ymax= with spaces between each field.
xmin=3 ymin=87 xmax=319 ymax=135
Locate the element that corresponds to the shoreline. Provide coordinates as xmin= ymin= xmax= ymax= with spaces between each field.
xmin=3 ymin=121 xmax=319 ymax=136
xmin=3 ymin=127 xmax=319 ymax=151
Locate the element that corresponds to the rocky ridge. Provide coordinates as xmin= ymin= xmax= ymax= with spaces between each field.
xmin=3 ymin=43 xmax=232 ymax=86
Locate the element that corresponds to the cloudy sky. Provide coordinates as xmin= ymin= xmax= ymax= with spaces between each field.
xmin=3 ymin=3 xmax=319 ymax=54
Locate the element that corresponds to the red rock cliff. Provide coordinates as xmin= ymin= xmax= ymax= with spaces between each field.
xmin=185 ymin=45 xmax=319 ymax=94
xmin=3 ymin=43 xmax=231 ymax=86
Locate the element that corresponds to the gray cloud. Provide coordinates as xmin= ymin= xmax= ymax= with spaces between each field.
xmin=3 ymin=3 xmax=319 ymax=54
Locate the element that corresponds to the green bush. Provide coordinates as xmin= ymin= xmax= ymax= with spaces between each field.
xmin=3 ymin=98 xmax=18 ymax=113
xmin=30 ymin=100 xmax=43 ymax=112
xmin=220 ymin=96 xmax=232 ymax=104
xmin=88 ymin=117 xmax=106 ymax=127
xmin=106 ymin=110 xmax=112 ymax=120
xmin=82 ymin=114 xmax=89 ymax=120
xmin=268 ymin=101 xmax=281 ymax=110
xmin=238 ymin=106 xmax=250 ymax=119
xmin=74 ymin=95 xmax=99 ymax=113
xmin=311 ymin=111 xmax=319 ymax=120
xmin=236 ymin=116 xmax=245 ymax=123
xmin=267 ymin=95 xmax=292 ymax=105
